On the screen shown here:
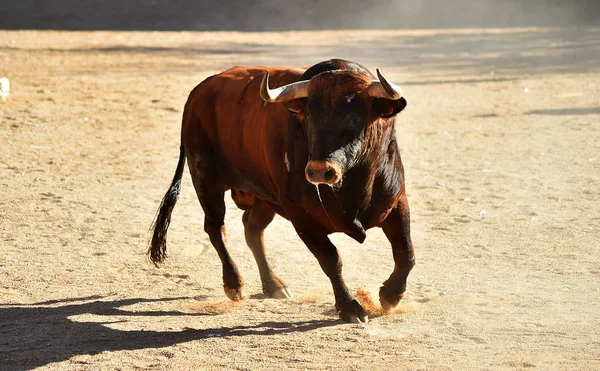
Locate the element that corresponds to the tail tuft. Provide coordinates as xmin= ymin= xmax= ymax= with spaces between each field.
xmin=148 ymin=145 xmax=186 ymax=266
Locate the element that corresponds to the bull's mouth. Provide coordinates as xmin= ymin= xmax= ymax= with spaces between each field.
xmin=306 ymin=177 xmax=343 ymax=188
xmin=306 ymin=176 xmax=343 ymax=190
xmin=306 ymin=174 xmax=344 ymax=189
xmin=331 ymin=178 xmax=343 ymax=189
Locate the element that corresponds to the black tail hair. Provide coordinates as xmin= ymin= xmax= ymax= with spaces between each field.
xmin=148 ymin=145 xmax=186 ymax=266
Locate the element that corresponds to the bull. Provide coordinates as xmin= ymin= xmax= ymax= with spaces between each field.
xmin=149 ymin=59 xmax=415 ymax=323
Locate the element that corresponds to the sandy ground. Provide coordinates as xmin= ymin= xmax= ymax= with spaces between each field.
xmin=1 ymin=28 xmax=599 ymax=370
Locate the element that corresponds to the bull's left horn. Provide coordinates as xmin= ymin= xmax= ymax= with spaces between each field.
xmin=367 ymin=69 xmax=403 ymax=100
xmin=260 ymin=71 xmax=310 ymax=103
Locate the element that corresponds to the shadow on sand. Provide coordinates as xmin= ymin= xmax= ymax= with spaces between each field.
xmin=0 ymin=296 xmax=339 ymax=370
xmin=526 ymin=107 xmax=600 ymax=116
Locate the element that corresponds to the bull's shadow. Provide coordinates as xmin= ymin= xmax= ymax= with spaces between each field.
xmin=0 ymin=296 xmax=338 ymax=370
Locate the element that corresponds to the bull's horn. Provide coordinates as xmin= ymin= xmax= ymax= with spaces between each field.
xmin=260 ymin=70 xmax=309 ymax=103
xmin=367 ymin=69 xmax=403 ymax=100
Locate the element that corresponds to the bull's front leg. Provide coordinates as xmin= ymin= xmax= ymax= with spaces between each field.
xmin=294 ymin=224 xmax=368 ymax=323
xmin=379 ymin=194 xmax=415 ymax=311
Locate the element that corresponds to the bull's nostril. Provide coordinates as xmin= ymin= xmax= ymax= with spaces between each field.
xmin=324 ymin=169 xmax=335 ymax=181
xmin=307 ymin=168 xmax=315 ymax=179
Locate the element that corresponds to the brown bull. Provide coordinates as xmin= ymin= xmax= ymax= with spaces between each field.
xmin=149 ymin=59 xmax=414 ymax=323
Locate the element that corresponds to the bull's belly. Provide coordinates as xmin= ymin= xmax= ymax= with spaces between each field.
xmin=215 ymin=155 xmax=279 ymax=202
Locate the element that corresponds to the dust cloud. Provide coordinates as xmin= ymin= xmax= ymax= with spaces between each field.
xmin=1 ymin=0 xmax=598 ymax=30
xmin=187 ymin=298 xmax=242 ymax=315
xmin=356 ymin=287 xmax=425 ymax=318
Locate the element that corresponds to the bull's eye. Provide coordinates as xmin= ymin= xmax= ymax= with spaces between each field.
xmin=345 ymin=93 xmax=355 ymax=103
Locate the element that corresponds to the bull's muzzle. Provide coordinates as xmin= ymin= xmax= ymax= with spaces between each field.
xmin=305 ymin=160 xmax=343 ymax=186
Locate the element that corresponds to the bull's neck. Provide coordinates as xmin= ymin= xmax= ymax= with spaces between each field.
xmin=353 ymin=119 xmax=398 ymax=204
xmin=358 ymin=119 xmax=397 ymax=169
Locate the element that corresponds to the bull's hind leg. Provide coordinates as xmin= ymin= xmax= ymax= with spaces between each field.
xmin=187 ymin=151 xmax=245 ymax=301
xmin=242 ymin=199 xmax=292 ymax=299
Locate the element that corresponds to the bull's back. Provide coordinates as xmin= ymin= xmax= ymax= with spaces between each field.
xmin=182 ymin=66 xmax=306 ymax=201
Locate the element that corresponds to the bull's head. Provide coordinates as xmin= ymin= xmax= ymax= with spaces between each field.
xmin=260 ymin=68 xmax=406 ymax=187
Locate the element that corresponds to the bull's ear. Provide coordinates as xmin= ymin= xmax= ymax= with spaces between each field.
xmin=284 ymin=99 xmax=305 ymax=115
xmin=373 ymin=97 xmax=407 ymax=119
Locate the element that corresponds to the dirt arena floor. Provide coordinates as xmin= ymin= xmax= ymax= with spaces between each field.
xmin=1 ymin=28 xmax=599 ymax=370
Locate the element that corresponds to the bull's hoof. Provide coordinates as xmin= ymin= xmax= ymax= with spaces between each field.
xmin=269 ymin=286 xmax=294 ymax=299
xmin=263 ymin=277 xmax=293 ymax=299
xmin=224 ymin=285 xmax=246 ymax=301
xmin=337 ymin=299 xmax=368 ymax=324
xmin=379 ymin=285 xmax=402 ymax=312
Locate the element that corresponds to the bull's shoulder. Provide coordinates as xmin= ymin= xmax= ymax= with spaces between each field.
xmin=186 ymin=66 xmax=308 ymax=117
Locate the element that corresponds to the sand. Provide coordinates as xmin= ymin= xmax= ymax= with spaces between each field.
xmin=1 ymin=28 xmax=599 ymax=370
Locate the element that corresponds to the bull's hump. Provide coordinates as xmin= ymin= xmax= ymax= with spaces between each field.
xmin=220 ymin=66 xmax=306 ymax=83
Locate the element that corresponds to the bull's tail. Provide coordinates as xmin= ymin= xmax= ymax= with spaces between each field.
xmin=148 ymin=144 xmax=186 ymax=266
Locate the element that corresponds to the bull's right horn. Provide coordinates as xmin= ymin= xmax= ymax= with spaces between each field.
xmin=260 ymin=71 xmax=309 ymax=103
xmin=367 ymin=69 xmax=403 ymax=100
